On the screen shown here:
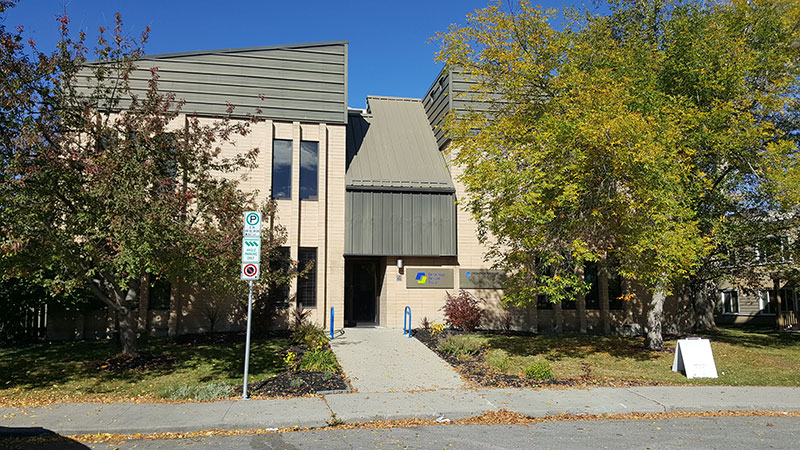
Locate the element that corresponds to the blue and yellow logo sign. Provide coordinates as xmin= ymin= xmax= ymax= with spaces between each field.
xmin=415 ymin=272 xmax=427 ymax=284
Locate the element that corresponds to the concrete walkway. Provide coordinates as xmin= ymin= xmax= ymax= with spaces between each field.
xmin=1 ymin=387 xmax=799 ymax=436
xmin=329 ymin=327 xmax=465 ymax=393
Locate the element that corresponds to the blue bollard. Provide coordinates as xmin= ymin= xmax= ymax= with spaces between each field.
xmin=403 ymin=306 xmax=411 ymax=338
xmin=330 ymin=307 xmax=334 ymax=340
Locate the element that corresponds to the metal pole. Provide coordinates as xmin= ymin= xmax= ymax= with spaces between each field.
xmin=242 ymin=280 xmax=254 ymax=399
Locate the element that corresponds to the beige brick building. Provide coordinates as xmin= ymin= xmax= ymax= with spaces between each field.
xmin=46 ymin=41 xmax=797 ymax=340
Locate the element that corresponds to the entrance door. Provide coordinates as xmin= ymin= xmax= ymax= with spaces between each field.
xmin=345 ymin=260 xmax=378 ymax=326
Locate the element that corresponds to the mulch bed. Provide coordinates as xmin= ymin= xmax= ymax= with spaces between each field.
xmin=413 ymin=329 xmax=657 ymax=389
xmin=236 ymin=370 xmax=349 ymax=397
xmin=84 ymin=353 xmax=177 ymax=373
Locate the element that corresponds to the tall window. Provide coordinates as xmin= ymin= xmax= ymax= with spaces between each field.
xmin=299 ymin=141 xmax=318 ymax=200
xmin=718 ymin=290 xmax=739 ymax=314
xmin=297 ymin=247 xmax=317 ymax=308
xmin=148 ymin=275 xmax=171 ymax=310
xmin=272 ymin=139 xmax=292 ymax=199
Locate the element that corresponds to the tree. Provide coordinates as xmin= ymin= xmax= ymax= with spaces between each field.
xmin=1 ymin=9 xmax=291 ymax=354
xmin=435 ymin=0 xmax=799 ymax=349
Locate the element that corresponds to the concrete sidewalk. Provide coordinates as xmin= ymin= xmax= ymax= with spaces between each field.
xmin=1 ymin=386 xmax=799 ymax=437
xmin=329 ymin=327 xmax=464 ymax=393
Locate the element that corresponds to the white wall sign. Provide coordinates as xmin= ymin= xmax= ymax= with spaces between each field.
xmin=672 ymin=338 xmax=718 ymax=379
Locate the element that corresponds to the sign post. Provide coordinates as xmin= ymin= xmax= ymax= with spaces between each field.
xmin=241 ymin=211 xmax=261 ymax=399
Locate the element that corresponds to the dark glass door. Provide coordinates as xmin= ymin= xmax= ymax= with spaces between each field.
xmin=345 ymin=260 xmax=377 ymax=326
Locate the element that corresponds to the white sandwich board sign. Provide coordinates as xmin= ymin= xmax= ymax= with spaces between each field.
xmin=672 ymin=338 xmax=718 ymax=379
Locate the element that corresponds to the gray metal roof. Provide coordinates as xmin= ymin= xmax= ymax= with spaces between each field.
xmin=345 ymin=96 xmax=455 ymax=191
xmin=80 ymin=41 xmax=348 ymax=124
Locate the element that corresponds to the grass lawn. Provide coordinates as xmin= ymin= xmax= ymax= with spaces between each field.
xmin=0 ymin=335 xmax=288 ymax=406
xmin=463 ymin=327 xmax=800 ymax=386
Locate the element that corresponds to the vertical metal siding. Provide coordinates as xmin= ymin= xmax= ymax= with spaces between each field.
xmin=345 ymin=190 xmax=457 ymax=257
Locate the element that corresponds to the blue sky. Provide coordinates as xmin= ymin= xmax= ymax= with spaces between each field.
xmin=4 ymin=0 xmax=601 ymax=109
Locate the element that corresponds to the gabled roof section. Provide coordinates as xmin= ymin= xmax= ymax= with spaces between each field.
xmin=345 ymin=96 xmax=454 ymax=192
xmin=81 ymin=41 xmax=349 ymax=124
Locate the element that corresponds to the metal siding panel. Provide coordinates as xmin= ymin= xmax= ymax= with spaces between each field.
xmin=372 ymin=192 xmax=382 ymax=254
xmin=354 ymin=192 xmax=362 ymax=255
xmin=345 ymin=191 xmax=352 ymax=254
xmin=392 ymin=192 xmax=402 ymax=252
xmin=382 ymin=192 xmax=393 ymax=255
xmin=363 ymin=192 xmax=373 ymax=254
xmin=403 ymin=194 xmax=414 ymax=255
xmin=422 ymin=194 xmax=433 ymax=254
xmin=412 ymin=193 xmax=423 ymax=255
xmin=432 ymin=194 xmax=444 ymax=256
xmin=80 ymin=42 xmax=347 ymax=124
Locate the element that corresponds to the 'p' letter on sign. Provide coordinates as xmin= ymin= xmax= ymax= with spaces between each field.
xmin=672 ymin=338 xmax=718 ymax=379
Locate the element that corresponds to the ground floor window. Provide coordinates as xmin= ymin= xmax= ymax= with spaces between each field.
xmin=297 ymin=247 xmax=317 ymax=308
xmin=759 ymin=288 xmax=797 ymax=313
xmin=718 ymin=290 xmax=739 ymax=314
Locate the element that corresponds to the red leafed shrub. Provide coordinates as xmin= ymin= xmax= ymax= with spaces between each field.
xmin=441 ymin=290 xmax=484 ymax=332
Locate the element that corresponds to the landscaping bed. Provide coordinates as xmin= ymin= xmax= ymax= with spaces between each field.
xmin=414 ymin=327 xmax=800 ymax=388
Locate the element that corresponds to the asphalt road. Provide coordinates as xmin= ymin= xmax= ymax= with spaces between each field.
xmin=7 ymin=416 xmax=799 ymax=450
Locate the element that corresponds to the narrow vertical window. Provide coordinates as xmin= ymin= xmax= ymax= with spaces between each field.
xmin=297 ymin=247 xmax=317 ymax=308
xmin=299 ymin=141 xmax=318 ymax=200
xmin=272 ymin=139 xmax=292 ymax=199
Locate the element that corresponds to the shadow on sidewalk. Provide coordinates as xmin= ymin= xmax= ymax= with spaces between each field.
xmin=0 ymin=426 xmax=89 ymax=449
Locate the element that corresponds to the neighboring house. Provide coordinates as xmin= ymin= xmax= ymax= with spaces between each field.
xmin=46 ymin=43 xmax=796 ymax=340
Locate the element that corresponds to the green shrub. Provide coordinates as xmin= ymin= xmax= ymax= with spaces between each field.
xmin=289 ymin=377 xmax=305 ymax=389
xmin=524 ymin=361 xmax=554 ymax=380
xmin=159 ymin=382 xmax=234 ymax=400
xmin=437 ymin=334 xmax=486 ymax=359
xmin=292 ymin=321 xmax=329 ymax=349
xmin=485 ymin=349 xmax=511 ymax=373
xmin=299 ymin=349 xmax=339 ymax=372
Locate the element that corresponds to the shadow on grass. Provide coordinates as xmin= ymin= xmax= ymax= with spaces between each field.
xmin=483 ymin=334 xmax=662 ymax=362
xmin=0 ymin=334 xmax=288 ymax=392
xmin=701 ymin=327 xmax=800 ymax=350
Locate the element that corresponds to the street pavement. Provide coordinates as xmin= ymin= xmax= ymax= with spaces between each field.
xmin=1 ymin=386 xmax=799 ymax=437
xmin=8 ymin=416 xmax=800 ymax=449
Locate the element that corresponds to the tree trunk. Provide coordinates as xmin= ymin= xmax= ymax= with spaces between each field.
xmin=692 ymin=280 xmax=717 ymax=333
xmin=553 ymin=300 xmax=563 ymax=334
xmin=89 ymin=276 xmax=141 ymax=355
xmin=576 ymin=265 xmax=587 ymax=333
xmin=118 ymin=306 xmax=138 ymax=355
xmin=599 ymin=256 xmax=610 ymax=334
xmin=644 ymin=288 xmax=665 ymax=351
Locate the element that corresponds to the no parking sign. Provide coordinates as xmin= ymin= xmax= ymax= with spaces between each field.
xmin=241 ymin=263 xmax=259 ymax=280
